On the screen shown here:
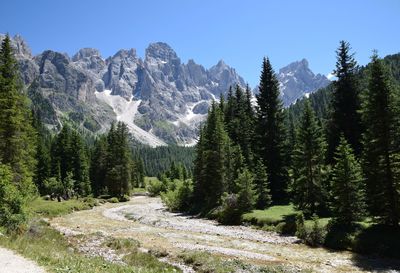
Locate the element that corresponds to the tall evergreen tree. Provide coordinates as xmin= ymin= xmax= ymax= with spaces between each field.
xmin=105 ymin=122 xmax=132 ymax=197
xmin=256 ymin=57 xmax=288 ymax=203
xmin=253 ymin=159 xmax=271 ymax=209
xmin=361 ymin=53 xmax=400 ymax=226
xmin=202 ymin=102 xmax=229 ymax=208
xmin=330 ymin=137 xmax=365 ymax=224
xmin=90 ymin=136 xmax=108 ymax=195
xmin=327 ymin=41 xmax=362 ymax=162
xmin=292 ymin=101 xmax=328 ymax=216
xmin=0 ymin=34 xmax=37 ymax=196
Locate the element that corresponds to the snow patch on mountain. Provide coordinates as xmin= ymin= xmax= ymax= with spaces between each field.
xmin=95 ymin=90 xmax=167 ymax=147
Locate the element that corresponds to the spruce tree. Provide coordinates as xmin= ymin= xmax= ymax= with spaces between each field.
xmin=202 ymin=102 xmax=229 ymax=208
xmin=361 ymin=53 xmax=400 ymax=226
xmin=0 ymin=34 xmax=37 ymax=196
xmin=236 ymin=168 xmax=258 ymax=212
xmin=253 ymin=159 xmax=271 ymax=209
xmin=292 ymin=101 xmax=328 ymax=216
xmin=256 ymin=57 xmax=288 ymax=203
xmin=327 ymin=41 xmax=362 ymax=162
xmin=330 ymin=137 xmax=365 ymax=224
xmin=105 ymin=122 xmax=132 ymax=197
xmin=90 ymin=136 xmax=108 ymax=195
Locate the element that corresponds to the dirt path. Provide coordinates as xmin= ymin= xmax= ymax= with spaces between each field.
xmin=51 ymin=196 xmax=400 ymax=273
xmin=0 ymin=247 xmax=46 ymax=273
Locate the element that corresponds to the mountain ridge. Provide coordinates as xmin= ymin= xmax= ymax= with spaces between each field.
xmin=1 ymin=34 xmax=329 ymax=146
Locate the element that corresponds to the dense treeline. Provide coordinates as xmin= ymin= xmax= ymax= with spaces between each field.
xmin=0 ymin=35 xmax=144 ymax=232
xmin=188 ymin=41 xmax=400 ymax=231
xmin=135 ymin=145 xmax=195 ymax=177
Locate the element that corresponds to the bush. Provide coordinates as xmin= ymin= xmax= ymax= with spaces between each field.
xmin=324 ymin=221 xmax=358 ymax=250
xmin=145 ymin=178 xmax=165 ymax=196
xmin=353 ymin=224 xmax=400 ymax=258
xmin=108 ymin=197 xmax=119 ymax=203
xmin=0 ymin=164 xmax=27 ymax=233
xmin=119 ymin=194 xmax=130 ymax=202
xmin=295 ymin=213 xmax=307 ymax=239
xmin=215 ymin=193 xmax=242 ymax=225
xmin=275 ymin=214 xmax=297 ymax=235
xmin=161 ymin=179 xmax=193 ymax=212
xmin=305 ymin=215 xmax=325 ymax=247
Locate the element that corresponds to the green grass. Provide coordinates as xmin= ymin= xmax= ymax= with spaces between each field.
xmin=0 ymin=220 xmax=179 ymax=273
xmin=28 ymin=197 xmax=98 ymax=218
xmin=242 ymin=205 xmax=297 ymax=226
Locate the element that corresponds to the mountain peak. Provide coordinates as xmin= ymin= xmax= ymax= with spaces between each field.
xmin=278 ymin=58 xmax=330 ymax=106
xmin=145 ymin=42 xmax=178 ymax=62
xmin=72 ymin=48 xmax=102 ymax=61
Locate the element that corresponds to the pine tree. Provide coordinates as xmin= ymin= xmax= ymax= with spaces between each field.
xmin=202 ymin=102 xmax=229 ymax=208
xmin=90 ymin=136 xmax=108 ymax=195
xmin=236 ymin=168 xmax=258 ymax=212
xmin=330 ymin=137 xmax=365 ymax=224
xmin=105 ymin=122 xmax=132 ymax=197
xmin=327 ymin=41 xmax=362 ymax=162
xmin=256 ymin=57 xmax=288 ymax=203
xmin=292 ymin=101 xmax=328 ymax=216
xmin=361 ymin=53 xmax=400 ymax=226
xmin=0 ymin=34 xmax=37 ymax=196
xmin=70 ymin=130 xmax=91 ymax=195
xmin=253 ymin=159 xmax=271 ymax=209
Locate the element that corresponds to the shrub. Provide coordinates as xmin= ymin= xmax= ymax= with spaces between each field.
xmin=306 ymin=215 xmax=325 ymax=247
xmin=324 ymin=221 xmax=358 ymax=250
xmin=161 ymin=179 xmax=193 ymax=212
xmin=146 ymin=178 xmax=165 ymax=196
xmin=119 ymin=194 xmax=130 ymax=202
xmin=108 ymin=197 xmax=119 ymax=203
xmin=0 ymin=164 xmax=27 ymax=233
xmin=295 ymin=212 xmax=307 ymax=239
xmin=215 ymin=193 xmax=242 ymax=225
xmin=353 ymin=224 xmax=400 ymax=258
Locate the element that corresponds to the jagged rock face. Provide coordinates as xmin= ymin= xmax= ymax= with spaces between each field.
xmin=278 ymin=59 xmax=330 ymax=106
xmin=103 ymin=49 xmax=140 ymax=99
xmin=3 ymin=35 xmax=246 ymax=146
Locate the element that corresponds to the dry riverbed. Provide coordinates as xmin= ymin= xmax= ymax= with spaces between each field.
xmin=50 ymin=196 xmax=400 ymax=273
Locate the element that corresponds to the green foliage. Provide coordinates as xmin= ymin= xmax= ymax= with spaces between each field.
xmin=105 ymin=122 xmax=132 ymax=197
xmin=306 ymin=215 xmax=324 ymax=247
xmin=108 ymin=197 xmax=119 ymax=203
xmin=161 ymin=179 xmax=193 ymax=212
xmin=0 ymin=164 xmax=27 ymax=233
xmin=29 ymin=198 xmax=96 ymax=217
xmin=145 ymin=177 xmax=165 ymax=196
xmin=236 ymin=168 xmax=258 ymax=212
xmin=326 ymin=41 xmax=362 ymax=162
xmin=253 ymin=159 xmax=272 ymax=209
xmin=215 ymin=193 xmax=242 ymax=225
xmin=295 ymin=212 xmax=307 ymax=239
xmin=0 ymin=34 xmax=37 ymax=197
xmin=50 ymin=125 xmax=91 ymax=197
xmin=330 ymin=137 xmax=365 ymax=224
xmin=361 ymin=53 xmax=400 ymax=226
xmin=43 ymin=177 xmax=63 ymax=198
xmin=135 ymin=145 xmax=195 ymax=177
xmin=291 ymin=101 xmax=328 ymax=216
xmin=256 ymin=57 xmax=288 ymax=203
xmin=353 ymin=224 xmax=400 ymax=258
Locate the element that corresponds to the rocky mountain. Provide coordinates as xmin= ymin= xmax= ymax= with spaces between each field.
xmin=1 ymin=34 xmax=246 ymax=146
xmin=277 ymin=59 xmax=330 ymax=106
xmin=1 ymin=34 xmax=328 ymax=146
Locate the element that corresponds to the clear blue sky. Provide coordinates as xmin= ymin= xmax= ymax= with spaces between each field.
xmin=1 ymin=0 xmax=399 ymax=86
